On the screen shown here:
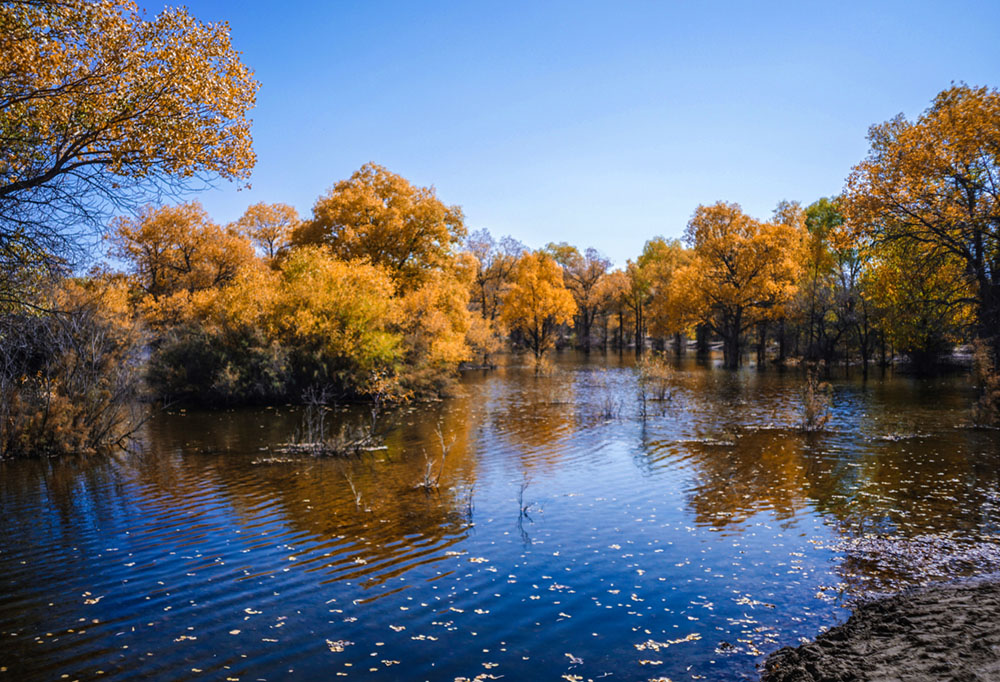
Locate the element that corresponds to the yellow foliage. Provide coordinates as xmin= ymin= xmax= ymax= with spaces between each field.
xmin=500 ymin=251 xmax=577 ymax=358
xmin=844 ymin=84 xmax=1000 ymax=362
xmin=268 ymin=247 xmax=401 ymax=371
xmin=111 ymin=202 xmax=254 ymax=295
xmin=233 ymin=203 xmax=300 ymax=260
xmin=670 ymin=202 xmax=804 ymax=367
xmin=397 ymin=268 xmax=476 ymax=392
xmin=293 ymin=163 xmax=466 ymax=291
xmin=0 ymin=0 xmax=257 ymax=188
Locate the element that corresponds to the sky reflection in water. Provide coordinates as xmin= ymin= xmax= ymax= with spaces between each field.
xmin=1 ymin=353 xmax=998 ymax=681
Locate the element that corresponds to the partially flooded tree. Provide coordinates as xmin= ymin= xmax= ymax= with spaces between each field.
xmin=642 ymin=237 xmax=690 ymax=354
xmin=544 ymin=243 xmax=611 ymax=351
xmin=466 ymin=228 xmax=525 ymax=321
xmin=670 ymin=202 xmax=803 ymax=368
xmin=500 ymin=251 xmax=577 ymax=360
xmin=0 ymin=0 xmax=258 ymax=303
xmin=845 ymin=84 xmax=1000 ymax=369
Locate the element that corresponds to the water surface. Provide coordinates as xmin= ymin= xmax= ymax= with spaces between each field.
xmin=2 ymin=353 xmax=999 ymax=681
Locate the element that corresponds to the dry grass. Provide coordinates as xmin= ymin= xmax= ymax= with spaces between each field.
xmin=800 ymin=365 xmax=832 ymax=432
xmin=972 ymin=340 xmax=1000 ymax=427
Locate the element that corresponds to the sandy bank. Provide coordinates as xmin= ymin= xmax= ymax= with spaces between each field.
xmin=762 ymin=578 xmax=1000 ymax=682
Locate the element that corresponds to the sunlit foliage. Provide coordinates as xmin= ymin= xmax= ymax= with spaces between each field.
xmin=233 ymin=202 xmax=300 ymax=260
xmin=642 ymin=238 xmax=690 ymax=343
xmin=0 ymin=0 xmax=258 ymax=300
xmin=845 ymin=84 xmax=1000 ymax=366
xmin=500 ymin=251 xmax=577 ymax=359
xmin=108 ymin=202 xmax=255 ymax=328
xmin=293 ymin=163 xmax=466 ymax=291
xmin=670 ymin=202 xmax=804 ymax=368
xmin=149 ymin=246 xmax=401 ymax=404
xmin=545 ymin=243 xmax=612 ymax=351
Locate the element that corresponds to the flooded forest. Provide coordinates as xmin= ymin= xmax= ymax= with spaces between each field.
xmin=2 ymin=2 xmax=1000 ymax=681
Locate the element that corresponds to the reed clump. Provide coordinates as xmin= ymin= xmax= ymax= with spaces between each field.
xmin=972 ymin=340 xmax=1000 ymax=427
xmin=800 ymin=365 xmax=832 ymax=432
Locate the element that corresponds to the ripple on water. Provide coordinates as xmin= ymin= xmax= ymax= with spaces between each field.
xmin=1 ymin=354 xmax=998 ymax=681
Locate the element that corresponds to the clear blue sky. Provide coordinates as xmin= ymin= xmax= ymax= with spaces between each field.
xmin=144 ymin=1 xmax=1000 ymax=267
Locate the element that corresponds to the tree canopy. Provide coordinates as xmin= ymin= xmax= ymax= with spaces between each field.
xmin=0 ymin=0 xmax=258 ymax=295
xmin=845 ymin=84 xmax=1000 ymax=361
xmin=500 ymin=251 xmax=577 ymax=359
xmin=293 ymin=163 xmax=466 ymax=291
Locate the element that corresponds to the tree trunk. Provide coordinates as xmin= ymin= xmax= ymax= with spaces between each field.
xmin=777 ymin=318 xmax=787 ymax=364
xmin=756 ymin=321 xmax=767 ymax=368
xmin=723 ymin=333 xmax=741 ymax=369
xmin=696 ymin=324 xmax=709 ymax=356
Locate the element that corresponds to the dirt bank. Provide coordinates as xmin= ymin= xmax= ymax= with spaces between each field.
xmin=761 ymin=578 xmax=1000 ymax=682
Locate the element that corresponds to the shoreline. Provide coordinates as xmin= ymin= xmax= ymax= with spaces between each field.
xmin=761 ymin=575 xmax=1000 ymax=681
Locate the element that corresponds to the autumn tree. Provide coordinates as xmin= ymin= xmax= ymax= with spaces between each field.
xmin=234 ymin=203 xmax=299 ymax=260
xmin=109 ymin=202 xmax=254 ymax=326
xmin=671 ymin=202 xmax=803 ymax=368
xmin=641 ymin=237 xmax=689 ymax=354
xmin=845 ymin=84 xmax=1000 ymax=368
xmin=544 ymin=243 xmax=611 ymax=351
xmin=864 ymin=239 xmax=973 ymax=369
xmin=500 ymin=251 xmax=577 ymax=359
xmin=466 ymin=228 xmax=525 ymax=321
xmin=597 ymin=269 xmax=633 ymax=351
xmin=797 ymin=198 xmax=843 ymax=359
xmin=0 ymin=0 xmax=258 ymax=302
xmin=152 ymin=246 xmax=402 ymax=404
xmin=293 ymin=163 xmax=466 ymax=291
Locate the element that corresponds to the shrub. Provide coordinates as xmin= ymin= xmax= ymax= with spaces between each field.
xmin=972 ymin=340 xmax=1000 ymax=427
xmin=800 ymin=365 xmax=832 ymax=432
xmin=0 ymin=279 xmax=146 ymax=458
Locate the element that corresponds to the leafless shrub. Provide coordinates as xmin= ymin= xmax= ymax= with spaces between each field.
xmin=638 ymin=353 xmax=675 ymax=402
xmin=594 ymin=370 xmax=622 ymax=420
xmin=416 ymin=423 xmax=453 ymax=491
xmin=972 ymin=339 xmax=1000 ymax=427
xmin=800 ymin=365 xmax=833 ymax=432
xmin=0 ymin=284 xmax=147 ymax=458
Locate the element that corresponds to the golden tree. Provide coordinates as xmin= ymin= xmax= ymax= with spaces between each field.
xmin=596 ymin=268 xmax=633 ymax=350
xmin=844 ymin=84 xmax=1000 ymax=366
xmin=109 ymin=202 xmax=254 ymax=326
xmin=234 ymin=203 xmax=299 ymax=260
xmin=466 ymin=228 xmax=525 ymax=321
xmin=544 ymin=242 xmax=611 ymax=351
xmin=0 ymin=0 xmax=258 ymax=297
xmin=293 ymin=163 xmax=466 ymax=291
xmin=641 ymin=237 xmax=690 ymax=350
xmin=670 ymin=202 xmax=803 ymax=368
xmin=500 ymin=251 xmax=577 ymax=359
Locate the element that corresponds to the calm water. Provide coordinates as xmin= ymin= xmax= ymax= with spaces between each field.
xmin=2 ymin=353 xmax=999 ymax=681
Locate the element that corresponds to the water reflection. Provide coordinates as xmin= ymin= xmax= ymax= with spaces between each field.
xmin=1 ymin=352 xmax=998 ymax=681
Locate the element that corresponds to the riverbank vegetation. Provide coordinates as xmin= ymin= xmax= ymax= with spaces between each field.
xmin=0 ymin=1 xmax=998 ymax=457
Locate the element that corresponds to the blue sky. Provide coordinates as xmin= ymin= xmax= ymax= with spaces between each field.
xmin=146 ymin=1 xmax=1000 ymax=266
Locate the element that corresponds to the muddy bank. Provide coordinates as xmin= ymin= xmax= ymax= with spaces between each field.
xmin=762 ymin=577 xmax=1000 ymax=682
